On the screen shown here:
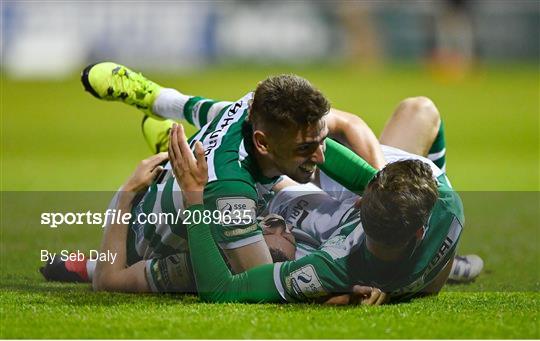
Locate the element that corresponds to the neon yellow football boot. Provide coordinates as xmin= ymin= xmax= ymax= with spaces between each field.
xmin=141 ymin=116 xmax=175 ymax=153
xmin=81 ymin=62 xmax=162 ymax=117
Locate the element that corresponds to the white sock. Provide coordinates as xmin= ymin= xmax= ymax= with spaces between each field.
xmin=152 ymin=88 xmax=190 ymax=120
xmin=86 ymin=259 xmax=97 ymax=281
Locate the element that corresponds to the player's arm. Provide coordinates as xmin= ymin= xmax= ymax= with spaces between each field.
xmin=173 ymin=124 xmax=272 ymax=272
xmin=321 ymin=138 xmax=378 ymax=193
xmin=187 ymin=203 xmax=281 ymax=302
xmin=203 ymin=179 xmax=273 ymax=272
xmin=168 ymin=124 xmax=279 ymax=300
xmin=326 ymin=108 xmax=386 ymax=169
xmin=223 ymin=240 xmax=273 ymax=273
xmin=92 ymin=153 xmax=168 ymax=292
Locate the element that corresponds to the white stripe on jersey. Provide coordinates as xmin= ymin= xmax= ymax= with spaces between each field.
xmin=205 ymin=93 xmax=252 ymax=182
xmin=273 ymin=263 xmax=287 ymax=300
xmin=172 ymin=180 xmax=183 ymax=213
xmin=207 ymin=101 xmax=233 ymax=126
xmin=191 ymin=99 xmax=209 ymax=129
xmin=221 ymin=234 xmax=264 ymax=249
xmin=238 ymin=140 xmax=248 ymax=162
xmin=381 ymin=144 xmax=444 ymax=178
xmin=428 ymin=148 xmax=446 ymax=160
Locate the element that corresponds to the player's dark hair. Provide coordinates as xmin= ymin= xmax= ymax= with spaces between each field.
xmin=269 ymin=248 xmax=290 ymax=263
xmin=360 ymin=159 xmax=439 ymax=247
xmin=249 ymin=74 xmax=330 ymax=132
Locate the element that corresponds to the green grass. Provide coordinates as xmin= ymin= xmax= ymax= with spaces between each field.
xmin=1 ymin=63 xmax=539 ymax=338
xmin=0 ymin=290 xmax=538 ymax=339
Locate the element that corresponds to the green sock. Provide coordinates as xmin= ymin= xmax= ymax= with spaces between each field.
xmin=428 ymin=121 xmax=447 ymax=172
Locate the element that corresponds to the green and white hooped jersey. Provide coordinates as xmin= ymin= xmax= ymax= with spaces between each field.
xmin=271 ymin=147 xmax=464 ymax=302
xmin=126 ymin=92 xmax=280 ymax=265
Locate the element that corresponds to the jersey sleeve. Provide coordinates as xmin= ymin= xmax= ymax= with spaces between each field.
xmin=186 ymin=204 xmax=350 ymax=303
xmin=203 ymin=179 xmax=263 ymax=249
xmin=186 ymin=204 xmax=282 ymax=303
xmin=273 ymin=252 xmax=350 ymax=302
xmin=321 ymin=139 xmax=377 ymax=194
xmin=183 ymin=96 xmax=233 ymax=129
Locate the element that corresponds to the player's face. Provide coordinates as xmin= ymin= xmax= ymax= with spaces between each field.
xmin=269 ymin=119 xmax=328 ymax=184
xmin=261 ymin=214 xmax=296 ymax=262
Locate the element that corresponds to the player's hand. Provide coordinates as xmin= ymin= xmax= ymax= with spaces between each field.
xmin=122 ymin=152 xmax=168 ymax=193
xmin=351 ymin=285 xmax=388 ymax=305
xmin=323 ymin=285 xmax=388 ymax=306
xmin=168 ymin=123 xmax=208 ymax=206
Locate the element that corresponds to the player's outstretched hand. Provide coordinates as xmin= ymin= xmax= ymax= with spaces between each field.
xmin=168 ymin=123 xmax=208 ymax=207
xmin=122 ymin=152 xmax=168 ymax=193
xmin=323 ymin=285 xmax=388 ymax=306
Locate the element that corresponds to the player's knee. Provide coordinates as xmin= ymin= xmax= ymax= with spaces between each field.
xmin=396 ymin=96 xmax=440 ymax=130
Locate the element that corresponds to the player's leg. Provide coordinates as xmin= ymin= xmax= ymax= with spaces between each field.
xmin=38 ymin=222 xmax=147 ymax=291
xmin=379 ymin=96 xmax=441 ymax=156
xmin=89 ymin=190 xmax=149 ymax=292
xmin=81 ymin=62 xmax=231 ymax=129
xmin=379 ymin=96 xmax=448 ymax=172
xmin=93 ymin=254 xmax=195 ymax=294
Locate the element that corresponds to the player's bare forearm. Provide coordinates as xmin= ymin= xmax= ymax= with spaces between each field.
xmin=322 ymin=285 xmax=389 ymax=306
xmin=93 ymin=153 xmax=167 ymax=292
xmin=93 ymin=193 xmax=149 ymax=292
xmin=223 ymin=241 xmax=273 ymax=273
xmin=326 ymin=108 xmax=385 ymax=169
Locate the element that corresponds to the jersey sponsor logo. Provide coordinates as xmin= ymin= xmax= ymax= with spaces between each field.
xmin=286 ymin=199 xmax=309 ymax=227
xmin=289 ymin=265 xmax=327 ymax=299
xmin=216 ymin=197 xmax=257 ymax=227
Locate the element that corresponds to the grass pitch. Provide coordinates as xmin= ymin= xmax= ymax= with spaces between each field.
xmin=1 ymin=63 xmax=539 ymax=338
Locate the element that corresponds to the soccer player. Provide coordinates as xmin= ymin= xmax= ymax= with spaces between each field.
xmin=79 ymin=62 xmax=385 ymax=277
xmin=170 ymin=121 xmax=461 ymax=303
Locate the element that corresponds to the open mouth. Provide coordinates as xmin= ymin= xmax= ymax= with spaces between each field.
xmin=299 ymin=164 xmax=316 ymax=174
